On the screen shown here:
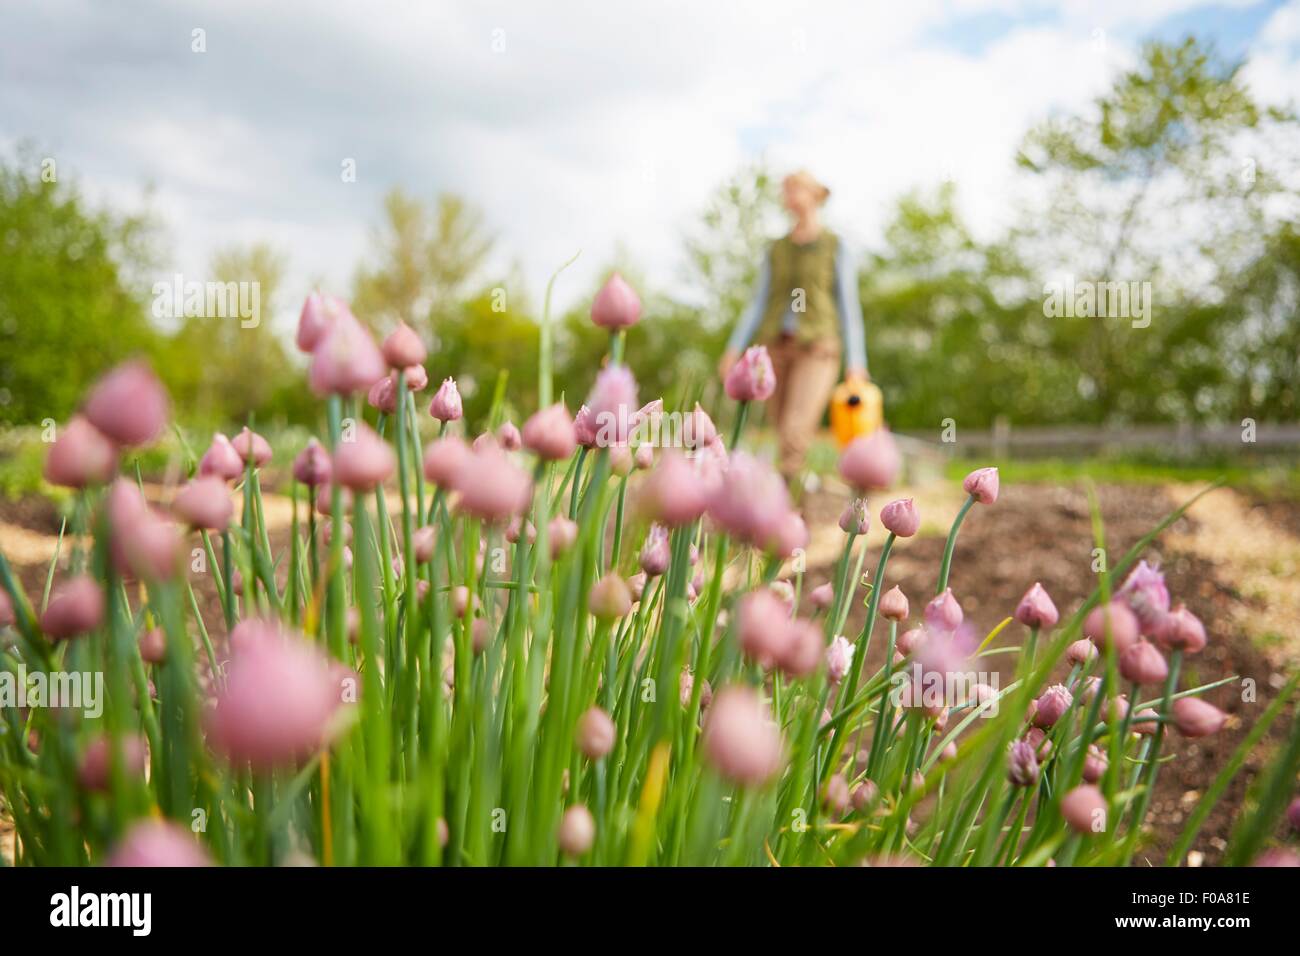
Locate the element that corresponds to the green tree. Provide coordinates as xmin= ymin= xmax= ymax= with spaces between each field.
xmin=1013 ymin=36 xmax=1298 ymax=421
xmin=0 ymin=149 xmax=159 ymax=426
xmin=682 ymin=159 xmax=781 ymax=335
xmin=166 ymin=242 xmax=304 ymax=427
xmin=353 ymin=189 xmax=495 ymax=334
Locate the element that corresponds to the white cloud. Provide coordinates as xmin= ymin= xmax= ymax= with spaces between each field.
xmin=1 ymin=0 xmax=1296 ymax=335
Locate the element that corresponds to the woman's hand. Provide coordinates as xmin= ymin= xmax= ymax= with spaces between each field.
xmin=718 ymin=349 xmax=739 ymax=381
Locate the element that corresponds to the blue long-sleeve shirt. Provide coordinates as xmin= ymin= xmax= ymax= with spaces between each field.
xmin=726 ymin=240 xmax=868 ymax=372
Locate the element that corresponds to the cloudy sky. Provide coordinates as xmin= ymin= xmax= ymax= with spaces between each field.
xmin=2 ymin=0 xmax=1297 ymax=325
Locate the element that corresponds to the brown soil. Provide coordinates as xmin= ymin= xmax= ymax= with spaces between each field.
xmin=800 ymin=482 xmax=1298 ymax=866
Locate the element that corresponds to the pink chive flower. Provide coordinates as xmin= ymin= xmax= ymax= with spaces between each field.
xmin=1082 ymin=744 xmax=1108 ymax=784
xmin=1172 ymin=697 xmax=1226 ymax=737
xmin=895 ymin=626 xmax=927 ymax=657
xmin=1083 ymin=600 xmax=1140 ymax=653
xmin=497 ymin=421 xmax=522 ymax=451
xmin=1066 ymin=639 xmax=1097 ymax=664
xmin=1015 ymin=582 xmax=1059 ymax=629
xmin=106 ymin=820 xmax=212 ymax=867
xmin=609 ymin=443 xmax=634 ymax=477
xmin=768 ymin=579 xmax=794 ymax=615
xmin=1132 ymin=706 xmax=1161 ymax=735
xmin=638 ymin=451 xmax=707 ymax=526
xmin=1119 ymin=640 xmax=1169 ymax=686
xmin=679 ymin=670 xmax=712 ymax=709
xmin=44 ymin=416 xmax=118 ymax=488
xmin=231 ymin=427 xmax=272 ymax=468
xmin=1025 ymin=726 xmax=1053 ymax=759
xmin=522 ymin=403 xmax=577 ymax=461
xmin=1008 ymin=739 xmax=1040 ymax=787
xmin=631 ymin=398 xmax=663 ymax=434
xmin=423 ymin=435 xmax=471 ymax=487
xmin=292 ymin=438 xmax=333 ymax=487
xmin=314 ymin=485 xmax=352 ymax=517
xmin=1118 ymin=560 xmax=1170 ymax=637
xmin=823 ymin=774 xmax=851 ymax=815
xmin=575 ymin=706 xmax=616 ymax=760
xmin=633 ymin=443 xmax=654 ymax=470
xmin=707 ymin=451 xmax=791 ymax=547
xmin=139 ymin=627 xmax=166 ymax=664
xmin=826 ymin=635 xmax=854 ymax=685
xmin=962 ymin=466 xmax=999 ymax=504
xmin=772 ymin=511 xmax=809 ymax=559
xmin=1032 ymin=684 xmax=1073 ymax=728
xmin=454 ymin=444 xmax=532 ymax=521
xmin=1157 ymin=603 xmax=1207 ymax=654
xmin=78 ymin=734 xmax=148 ymax=791
xmin=725 ymin=345 xmax=776 ymax=402
xmin=879 ymin=497 xmax=920 ymax=537
xmin=209 ymin=628 xmax=353 ymax=769
xmin=548 ymin=515 xmax=578 ymax=558
xmin=1286 ymin=797 xmax=1300 ymax=832
xmin=557 ymin=805 xmax=596 ymax=857
xmin=879 ymin=585 xmax=909 ymax=622
xmin=589 ymin=573 xmax=632 ymax=620
xmin=778 ymin=618 xmax=824 ymax=678
xmin=428 ymin=377 xmax=463 ymax=422
xmin=1253 ymin=848 xmax=1300 ymax=867
xmin=367 ymin=374 xmax=399 ymax=414
xmin=1061 ymin=784 xmax=1108 ymax=834
xmin=296 ymin=292 xmax=346 ymax=353
xmin=83 ymin=361 xmax=169 ymax=447
xmin=924 ymin=588 xmax=963 ymax=632
xmin=412 ymin=525 xmax=436 ymax=563
xmin=640 ymin=524 xmax=671 ymax=577
xmin=403 ymin=364 xmax=429 ymax=391
xmin=573 ymin=405 xmax=598 ymax=447
xmin=808 ymin=582 xmax=834 ymax=611
xmin=590 ymin=272 xmax=642 ymax=329
xmin=172 ymin=476 xmax=233 ymax=531
xmin=683 ymin=403 xmax=719 ymax=452
xmin=381 ymin=322 xmax=426 ymax=368
xmin=106 ymin=479 xmax=179 ymax=580
xmin=910 ymin=625 xmax=978 ymax=709
xmin=838 ymin=428 xmax=901 ymax=491
xmin=40 ymin=575 xmax=105 ymax=640
xmin=199 ymin=432 xmax=245 ymax=481
xmin=309 ymin=311 xmax=387 ymax=396
xmin=702 ymin=686 xmax=785 ymax=786
xmin=737 ymin=589 xmax=792 ymax=669
xmin=839 ymin=497 xmax=870 ymax=535
xmin=333 ymin=422 xmax=396 ymax=491
xmin=587 ymin=365 xmax=639 ymax=447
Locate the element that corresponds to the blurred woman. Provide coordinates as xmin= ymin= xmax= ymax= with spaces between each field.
xmin=719 ymin=170 xmax=868 ymax=483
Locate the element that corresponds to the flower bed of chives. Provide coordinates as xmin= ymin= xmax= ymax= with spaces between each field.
xmin=3 ymin=272 xmax=1298 ymax=868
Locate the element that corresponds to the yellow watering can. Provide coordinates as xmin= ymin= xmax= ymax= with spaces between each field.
xmin=830 ymin=378 xmax=883 ymax=449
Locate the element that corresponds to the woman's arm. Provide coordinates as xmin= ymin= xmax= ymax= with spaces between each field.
xmin=834 ymin=242 xmax=868 ymax=377
xmin=726 ymin=251 xmax=771 ymax=354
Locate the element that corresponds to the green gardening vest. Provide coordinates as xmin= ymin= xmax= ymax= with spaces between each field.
xmin=757 ymin=232 xmax=839 ymax=347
